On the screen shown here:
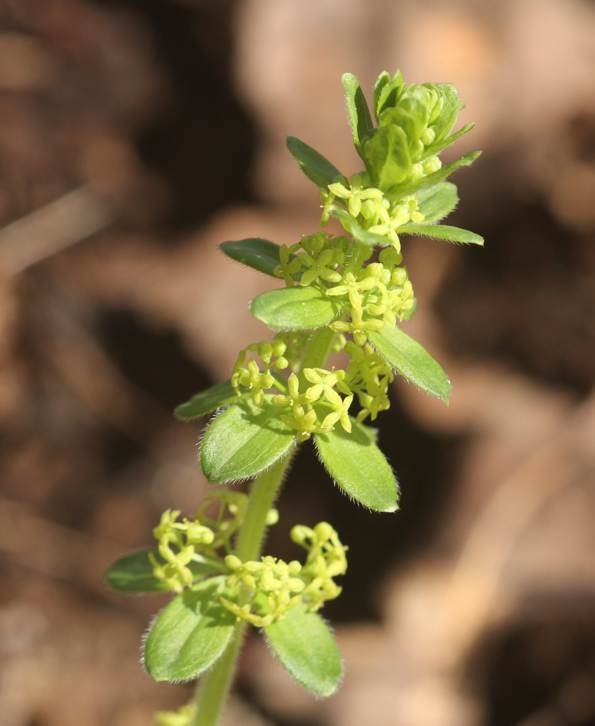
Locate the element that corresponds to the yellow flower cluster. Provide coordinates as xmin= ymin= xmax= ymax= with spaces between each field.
xmin=323 ymin=180 xmax=426 ymax=250
xmin=149 ymin=495 xmax=280 ymax=594
xmin=231 ymin=333 xmax=355 ymax=441
xmin=220 ymin=522 xmax=347 ymax=627
xmin=275 ymin=233 xmax=415 ymax=347
xmin=328 ymin=246 xmax=415 ymax=345
xmin=344 ymin=341 xmax=394 ymax=422
xmin=274 ymin=369 xmax=353 ymax=441
xmin=149 ymin=509 xmax=215 ymax=593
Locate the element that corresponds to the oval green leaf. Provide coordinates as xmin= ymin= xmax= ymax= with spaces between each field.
xmin=251 ymin=286 xmax=341 ymax=331
xmin=200 ymin=403 xmax=296 ymax=483
xmin=286 ymin=136 xmax=345 ymax=189
xmin=144 ymin=578 xmax=235 ymax=682
xmin=219 ymin=238 xmax=283 ymax=278
xmin=314 ymin=420 xmax=399 ymax=512
xmin=368 ymin=326 xmax=451 ymax=402
xmin=175 ymin=380 xmax=238 ymax=421
xmin=264 ymin=606 xmax=342 ymax=698
xmin=398 ymin=223 xmax=483 ymax=246
xmin=414 ymin=182 xmax=459 ymax=223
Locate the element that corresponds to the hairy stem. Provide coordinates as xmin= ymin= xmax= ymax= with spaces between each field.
xmin=190 ymin=329 xmax=333 ymax=726
xmin=190 ymin=455 xmax=291 ymax=726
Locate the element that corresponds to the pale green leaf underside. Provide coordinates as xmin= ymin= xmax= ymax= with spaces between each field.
xmin=414 ymin=182 xmax=458 ymax=224
xmin=369 ymin=326 xmax=451 ymax=402
xmin=105 ymin=550 xmax=220 ymax=593
xmin=315 ymin=419 xmax=399 ymax=512
xmin=144 ymin=578 xmax=234 ymax=682
xmin=200 ymin=403 xmax=295 ymax=483
xmin=251 ymin=286 xmax=341 ymax=331
xmin=286 ymin=136 xmax=345 ymax=189
xmin=399 ymin=223 xmax=484 ymax=246
xmin=264 ymin=605 xmax=342 ymax=698
xmin=174 ymin=380 xmax=237 ymax=421
xmin=219 ymin=238 xmax=283 ymax=277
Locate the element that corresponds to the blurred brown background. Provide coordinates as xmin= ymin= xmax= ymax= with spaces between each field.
xmin=1 ymin=1 xmax=594 ymax=724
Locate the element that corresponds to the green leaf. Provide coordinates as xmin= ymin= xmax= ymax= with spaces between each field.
xmin=219 ymin=238 xmax=284 ymax=277
xmin=105 ymin=550 xmax=166 ymax=593
xmin=399 ymin=223 xmax=484 ymax=246
xmin=286 ymin=136 xmax=345 ymax=189
xmin=389 ymin=150 xmax=481 ymax=197
xmin=342 ymin=73 xmax=374 ymax=152
xmin=424 ymin=121 xmax=475 ymax=158
xmin=175 ymin=380 xmax=238 ymax=421
xmin=315 ymin=420 xmax=398 ymax=512
xmin=330 ymin=208 xmax=388 ymax=247
xmin=251 ymin=286 xmax=341 ymax=331
xmin=105 ymin=550 xmax=221 ymax=593
xmin=415 ymin=182 xmax=458 ymax=223
xmin=369 ymin=326 xmax=451 ymax=402
xmin=144 ymin=578 xmax=235 ymax=682
xmin=200 ymin=403 xmax=295 ymax=483
xmin=264 ymin=606 xmax=342 ymax=697
xmin=373 ymin=71 xmax=391 ymax=118
xmin=363 ymin=125 xmax=411 ymax=190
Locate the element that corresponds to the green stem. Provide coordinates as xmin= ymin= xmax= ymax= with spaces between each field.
xmin=190 ymin=455 xmax=291 ymax=726
xmin=300 ymin=328 xmax=336 ymax=371
xmin=191 ymin=328 xmax=333 ymax=726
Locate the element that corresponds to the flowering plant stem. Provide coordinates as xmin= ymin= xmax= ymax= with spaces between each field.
xmin=103 ymin=70 xmax=482 ymax=726
xmin=192 ymin=328 xmax=332 ymax=724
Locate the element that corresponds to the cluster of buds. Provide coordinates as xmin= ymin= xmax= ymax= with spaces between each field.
xmin=372 ymin=73 xmax=464 ymax=189
xmin=220 ymin=522 xmax=347 ymax=627
xmin=231 ymin=339 xmax=290 ymax=405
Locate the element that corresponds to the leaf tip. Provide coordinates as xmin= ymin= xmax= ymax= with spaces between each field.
xmin=341 ymin=71 xmax=356 ymax=86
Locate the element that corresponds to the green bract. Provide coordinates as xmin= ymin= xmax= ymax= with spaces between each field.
xmin=104 ymin=70 xmax=482 ymax=724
